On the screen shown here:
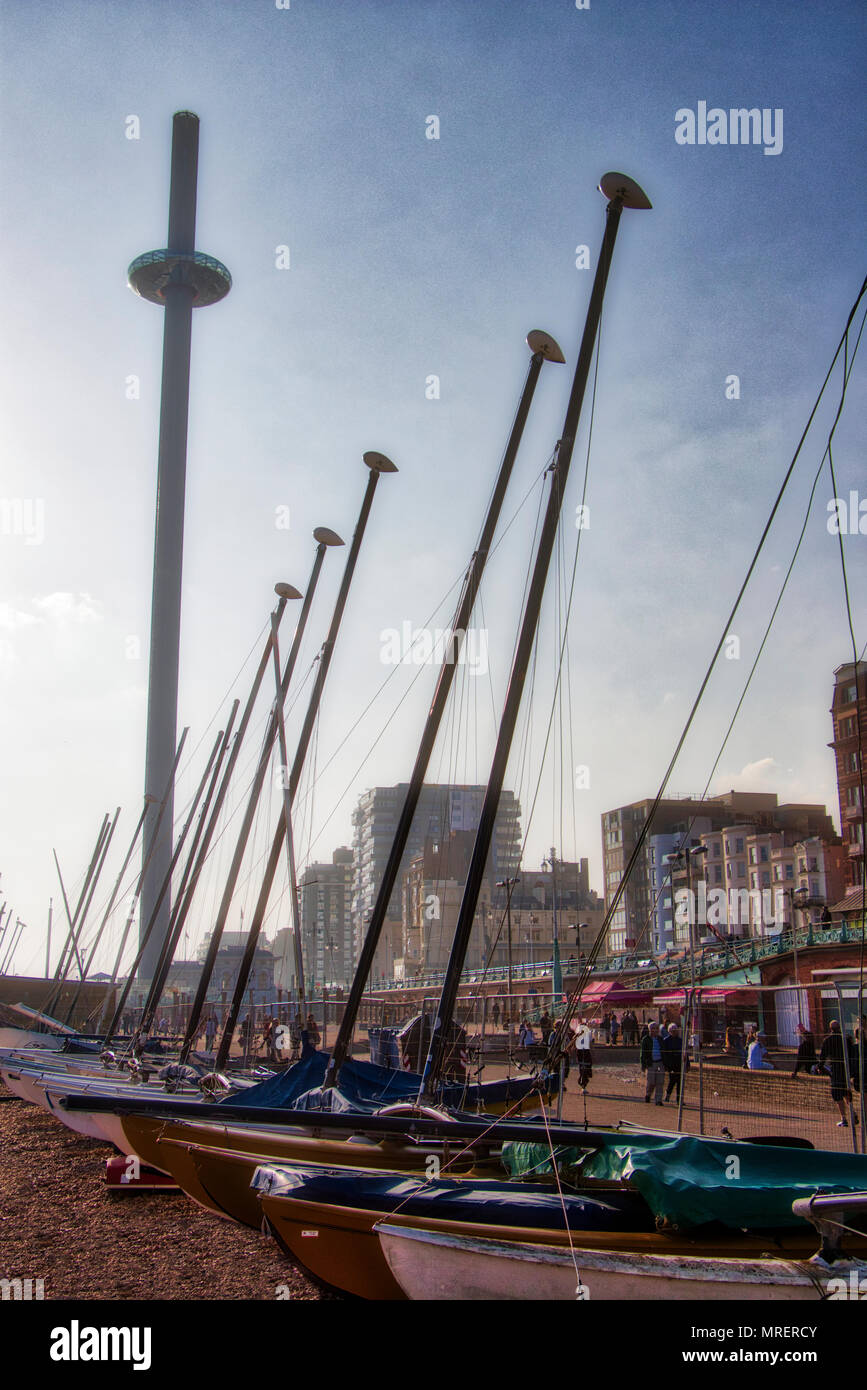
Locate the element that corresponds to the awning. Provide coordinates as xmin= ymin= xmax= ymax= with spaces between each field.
xmin=652 ymin=987 xmax=740 ymax=1004
xmin=572 ymin=980 xmax=654 ymax=1007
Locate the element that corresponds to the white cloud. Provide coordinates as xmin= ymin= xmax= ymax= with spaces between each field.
xmin=32 ymin=591 xmax=102 ymax=624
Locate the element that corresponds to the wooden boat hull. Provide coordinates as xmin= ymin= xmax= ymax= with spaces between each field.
xmin=253 ymin=1165 xmax=854 ymax=1302
xmin=376 ymin=1222 xmax=867 ymax=1301
xmin=119 ymin=1112 xmax=483 ymax=1187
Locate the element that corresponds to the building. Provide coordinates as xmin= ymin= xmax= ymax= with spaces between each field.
xmin=298 ymin=847 xmax=354 ymax=989
xmin=194 ymin=929 xmax=276 ymax=1009
xmin=829 ymin=661 xmax=866 ymax=893
xmin=602 ymin=792 xmax=836 ymax=954
xmin=352 ymin=783 xmax=521 ymax=979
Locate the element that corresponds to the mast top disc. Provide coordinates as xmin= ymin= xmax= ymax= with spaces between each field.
xmin=526 ymin=330 xmax=565 ymax=363
xmin=363 ymin=451 xmax=399 ymax=473
xmin=313 ymin=526 xmax=345 ymax=547
xmin=274 ymin=582 xmax=303 ymax=600
xmin=598 ymin=172 xmax=652 ymax=209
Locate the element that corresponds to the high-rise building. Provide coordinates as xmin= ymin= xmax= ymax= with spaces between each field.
xmin=351 ymin=783 xmax=521 ymax=979
xmin=298 ymin=847 xmax=354 ymax=989
xmin=829 ymin=661 xmax=866 ymax=892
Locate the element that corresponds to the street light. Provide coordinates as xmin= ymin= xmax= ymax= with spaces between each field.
xmin=667 ymin=842 xmax=708 ymax=1131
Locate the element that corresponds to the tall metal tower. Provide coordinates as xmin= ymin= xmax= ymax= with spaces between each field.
xmin=128 ymin=112 xmax=232 ymax=982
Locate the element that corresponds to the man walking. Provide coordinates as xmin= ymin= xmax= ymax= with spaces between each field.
xmin=662 ymin=1022 xmax=685 ymax=1103
xmin=640 ymin=1021 xmax=666 ymax=1105
xmin=819 ymin=1019 xmax=860 ymax=1128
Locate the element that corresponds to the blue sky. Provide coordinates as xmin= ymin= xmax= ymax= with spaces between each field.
xmin=1 ymin=0 xmax=864 ymax=975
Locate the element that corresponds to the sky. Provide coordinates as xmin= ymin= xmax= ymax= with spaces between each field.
xmin=1 ymin=0 xmax=865 ymax=979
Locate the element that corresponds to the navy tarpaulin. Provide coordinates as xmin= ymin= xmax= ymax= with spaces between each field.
xmin=253 ymin=1163 xmax=653 ymax=1232
xmin=222 ymin=1050 xmax=547 ymax=1111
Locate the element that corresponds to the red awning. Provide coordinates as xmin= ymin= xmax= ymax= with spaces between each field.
xmin=572 ymin=980 xmax=654 ymax=1007
xmin=652 ymin=987 xmax=740 ymax=1004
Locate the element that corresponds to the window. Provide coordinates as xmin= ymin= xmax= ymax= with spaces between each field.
xmin=736 ymin=838 xmax=744 ymax=855
xmin=712 ymin=842 xmax=720 ymax=857
xmin=737 ymin=861 xmax=745 ymax=878
xmin=750 ymin=873 xmax=757 ymax=889
xmin=785 ymin=864 xmax=794 ymax=880
xmin=845 ymin=684 xmax=857 ymax=703
xmin=749 ymin=847 xmax=757 ymax=865
xmin=761 ymin=871 xmax=770 ymax=889
xmin=760 ymin=846 xmax=768 ymax=863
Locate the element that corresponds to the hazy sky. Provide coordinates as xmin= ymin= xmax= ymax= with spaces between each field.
xmin=1 ymin=0 xmax=864 ymax=978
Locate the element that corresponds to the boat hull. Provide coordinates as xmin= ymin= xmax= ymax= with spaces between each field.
xmin=376 ymin=1223 xmax=867 ymax=1301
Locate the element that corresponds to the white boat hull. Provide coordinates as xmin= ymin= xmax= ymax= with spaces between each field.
xmin=376 ymin=1223 xmax=864 ymax=1301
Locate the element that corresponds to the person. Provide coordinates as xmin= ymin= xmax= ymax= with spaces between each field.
xmin=640 ymin=1021 xmax=666 ymax=1105
xmin=725 ymin=1021 xmax=746 ymax=1066
xmin=518 ymin=1017 xmax=535 ymax=1049
xmin=609 ymin=1013 xmax=619 ymax=1046
xmin=539 ymin=1010 xmax=553 ymax=1040
xmin=792 ymin=1022 xmax=817 ymax=1076
xmin=819 ymin=1020 xmax=860 ymax=1128
xmin=601 ymin=1012 xmax=611 ymax=1045
xmin=662 ymin=1022 xmax=686 ymax=1102
xmin=574 ymin=1024 xmax=593 ymax=1091
xmin=306 ymin=1012 xmax=321 ymax=1048
xmin=747 ymin=1031 xmax=775 ymax=1070
xmin=491 ymin=1000 xmax=501 ymax=1029
xmin=204 ymin=1014 xmax=217 ymax=1050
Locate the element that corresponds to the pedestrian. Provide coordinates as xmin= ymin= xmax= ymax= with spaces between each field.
xmin=601 ymin=1012 xmax=611 ymax=1045
xmin=662 ymin=1022 xmax=686 ymax=1102
xmin=539 ymin=1010 xmax=553 ymax=1039
xmin=574 ymin=1024 xmax=593 ymax=1091
xmin=492 ymin=1000 xmax=501 ymax=1029
xmin=725 ymin=1021 xmax=746 ymax=1065
xmin=306 ymin=1011 xmax=321 ymax=1048
xmin=819 ymin=1020 xmax=860 ymax=1128
xmin=609 ymin=1013 xmax=619 ymax=1046
xmin=792 ymin=1022 xmax=817 ymax=1076
xmin=640 ymin=1021 xmax=666 ymax=1106
xmin=747 ymin=1031 xmax=775 ymax=1070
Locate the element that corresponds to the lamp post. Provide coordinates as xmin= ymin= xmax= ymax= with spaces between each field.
xmin=789 ymin=885 xmax=808 ymax=1027
xmin=496 ymin=875 xmax=520 ymax=1036
xmin=668 ymin=842 xmax=708 ymax=1132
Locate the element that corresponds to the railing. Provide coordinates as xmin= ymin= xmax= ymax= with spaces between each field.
xmin=364 ymin=920 xmax=865 ymax=997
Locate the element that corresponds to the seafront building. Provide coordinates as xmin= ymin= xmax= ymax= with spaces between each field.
xmin=351 ymin=783 xmax=522 ymax=982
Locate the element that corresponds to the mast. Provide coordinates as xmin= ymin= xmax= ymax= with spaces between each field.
xmin=213 ymin=453 xmax=397 ymax=1070
xmin=138 ymin=705 xmax=239 ymax=1036
xmin=97 ymin=733 xmax=189 ymax=1038
xmin=53 ymin=816 xmax=109 ymax=980
xmin=420 ymin=173 xmax=651 ymax=1096
xmin=269 ymin=609 xmax=308 ymax=1012
xmin=142 ymin=581 xmax=302 ymax=1033
xmin=325 ymin=336 xmax=563 ymax=1088
xmin=64 ymin=806 xmax=149 ymax=1025
xmin=176 ymin=540 xmax=337 ymax=1063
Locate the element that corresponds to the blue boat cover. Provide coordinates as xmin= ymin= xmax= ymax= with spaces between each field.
xmin=252 ymin=1163 xmax=654 ymax=1232
xmin=224 ymin=1049 xmax=546 ymax=1112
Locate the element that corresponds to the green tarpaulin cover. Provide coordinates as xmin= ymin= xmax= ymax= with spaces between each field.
xmin=502 ymin=1134 xmax=867 ymax=1231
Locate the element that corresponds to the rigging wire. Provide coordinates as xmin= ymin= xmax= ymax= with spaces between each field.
xmin=547 ymin=271 xmax=867 ymax=1055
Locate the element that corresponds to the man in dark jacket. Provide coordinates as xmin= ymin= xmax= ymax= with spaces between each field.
xmin=640 ymin=1021 xmax=666 ymax=1105
xmin=661 ymin=1022 xmax=686 ymax=1103
xmin=819 ymin=1020 xmax=860 ymax=1128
